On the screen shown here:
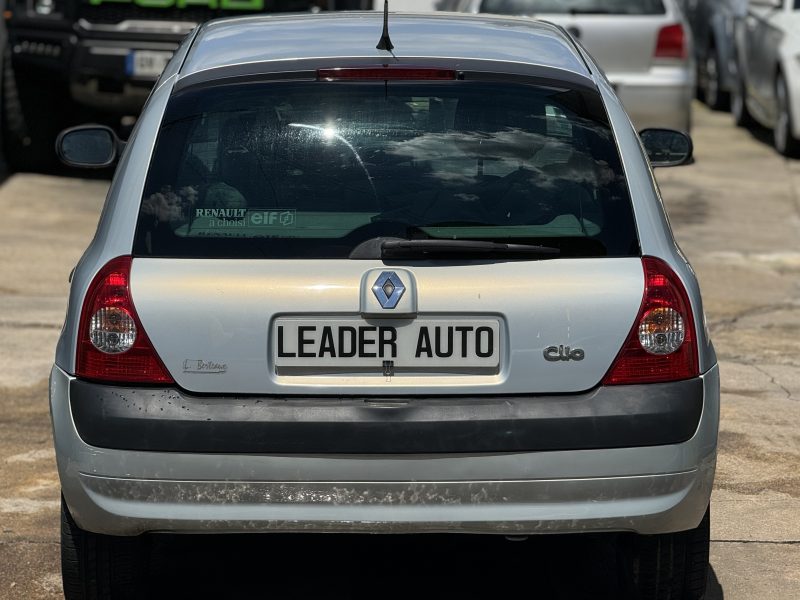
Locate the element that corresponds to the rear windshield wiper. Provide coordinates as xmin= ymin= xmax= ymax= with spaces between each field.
xmin=379 ymin=239 xmax=561 ymax=260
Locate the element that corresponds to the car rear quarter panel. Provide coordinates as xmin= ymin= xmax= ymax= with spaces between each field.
xmin=589 ymin=59 xmax=715 ymax=373
xmin=55 ymin=48 xmax=185 ymax=374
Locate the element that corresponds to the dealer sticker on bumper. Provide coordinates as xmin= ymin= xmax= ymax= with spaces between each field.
xmin=274 ymin=318 xmax=500 ymax=369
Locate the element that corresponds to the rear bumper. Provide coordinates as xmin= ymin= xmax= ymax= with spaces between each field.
xmin=609 ymin=67 xmax=694 ymax=133
xmin=51 ymin=364 xmax=719 ymax=537
xmin=69 ymin=377 xmax=703 ymax=454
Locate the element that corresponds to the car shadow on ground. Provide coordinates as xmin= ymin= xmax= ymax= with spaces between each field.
xmin=142 ymin=532 xmax=723 ymax=599
xmin=738 ymin=120 xmax=786 ymax=157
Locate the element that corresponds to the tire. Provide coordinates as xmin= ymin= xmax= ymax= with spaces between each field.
xmin=701 ymin=48 xmax=729 ymax=111
xmin=61 ymin=496 xmax=149 ymax=600
xmin=774 ymin=73 xmax=800 ymax=157
xmin=1 ymin=54 xmax=71 ymax=173
xmin=731 ymin=60 xmax=755 ymax=128
xmin=622 ymin=507 xmax=710 ymax=600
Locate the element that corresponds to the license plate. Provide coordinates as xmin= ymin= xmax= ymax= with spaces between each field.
xmin=274 ymin=318 xmax=500 ymax=370
xmin=126 ymin=50 xmax=172 ymax=78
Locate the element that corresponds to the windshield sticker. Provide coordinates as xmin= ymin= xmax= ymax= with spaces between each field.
xmin=192 ymin=208 xmax=297 ymax=229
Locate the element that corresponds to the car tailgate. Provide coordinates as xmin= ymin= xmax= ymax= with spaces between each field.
xmin=130 ymin=257 xmax=644 ymax=395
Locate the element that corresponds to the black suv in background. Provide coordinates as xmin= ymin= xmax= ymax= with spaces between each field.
xmin=3 ymin=0 xmax=371 ymax=171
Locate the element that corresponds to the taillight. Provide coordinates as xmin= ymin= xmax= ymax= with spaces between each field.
xmin=76 ymin=256 xmax=173 ymax=384
xmin=317 ymin=67 xmax=457 ymax=81
xmin=603 ymin=257 xmax=698 ymax=385
xmin=654 ymin=23 xmax=686 ymax=60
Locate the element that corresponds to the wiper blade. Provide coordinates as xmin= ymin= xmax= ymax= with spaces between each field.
xmin=380 ymin=239 xmax=561 ymax=259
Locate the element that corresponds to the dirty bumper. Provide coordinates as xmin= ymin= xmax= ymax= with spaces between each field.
xmin=51 ymin=366 xmax=719 ymax=537
xmin=77 ymin=470 xmax=710 ymax=535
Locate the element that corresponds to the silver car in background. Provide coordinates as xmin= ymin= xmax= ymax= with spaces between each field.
xmin=732 ymin=0 xmax=800 ymax=156
xmin=52 ymin=11 xmax=716 ymax=599
xmin=438 ymin=0 xmax=695 ymax=132
xmin=679 ymin=0 xmax=748 ymax=110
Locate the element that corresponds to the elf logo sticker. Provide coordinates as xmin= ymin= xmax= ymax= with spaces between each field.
xmin=249 ymin=210 xmax=295 ymax=227
xmin=88 ymin=0 xmax=265 ymax=10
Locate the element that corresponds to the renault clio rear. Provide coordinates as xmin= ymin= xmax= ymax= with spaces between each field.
xmin=52 ymin=11 xmax=718 ymax=600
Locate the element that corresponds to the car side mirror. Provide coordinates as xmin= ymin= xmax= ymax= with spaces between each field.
xmin=56 ymin=125 xmax=122 ymax=168
xmin=639 ymin=129 xmax=693 ymax=168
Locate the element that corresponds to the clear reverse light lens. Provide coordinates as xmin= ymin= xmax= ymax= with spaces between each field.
xmin=89 ymin=307 xmax=137 ymax=354
xmin=638 ymin=307 xmax=685 ymax=355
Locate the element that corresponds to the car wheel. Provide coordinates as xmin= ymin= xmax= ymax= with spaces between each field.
xmin=774 ymin=73 xmax=800 ymax=157
xmin=702 ymin=48 xmax=729 ymax=111
xmin=621 ymin=506 xmax=710 ymax=600
xmin=731 ymin=61 xmax=754 ymax=128
xmin=61 ymin=496 xmax=149 ymax=600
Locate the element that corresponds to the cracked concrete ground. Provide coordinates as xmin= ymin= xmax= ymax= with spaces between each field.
xmin=1 ymin=103 xmax=799 ymax=598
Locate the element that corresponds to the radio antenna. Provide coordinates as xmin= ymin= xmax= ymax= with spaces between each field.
xmin=376 ymin=0 xmax=395 ymax=52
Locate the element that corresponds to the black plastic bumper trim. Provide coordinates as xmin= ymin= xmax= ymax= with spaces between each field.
xmin=69 ymin=378 xmax=704 ymax=454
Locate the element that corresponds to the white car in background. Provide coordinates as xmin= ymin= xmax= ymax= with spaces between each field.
xmin=437 ymin=0 xmax=695 ymax=132
xmin=732 ymin=0 xmax=800 ymax=156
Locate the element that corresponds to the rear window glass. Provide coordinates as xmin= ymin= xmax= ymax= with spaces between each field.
xmin=480 ymin=0 xmax=665 ymax=14
xmin=134 ymin=80 xmax=638 ymax=259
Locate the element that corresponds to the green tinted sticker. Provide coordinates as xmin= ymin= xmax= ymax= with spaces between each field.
xmin=173 ymin=212 xmax=376 ymax=238
xmin=191 ymin=208 xmax=297 ymax=230
xmin=89 ymin=0 xmax=264 ymax=9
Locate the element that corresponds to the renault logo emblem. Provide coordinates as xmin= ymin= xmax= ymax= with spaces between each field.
xmin=372 ymin=271 xmax=405 ymax=309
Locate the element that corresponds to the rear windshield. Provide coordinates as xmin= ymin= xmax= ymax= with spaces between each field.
xmin=134 ymin=80 xmax=638 ymax=259
xmin=480 ymin=0 xmax=665 ymax=14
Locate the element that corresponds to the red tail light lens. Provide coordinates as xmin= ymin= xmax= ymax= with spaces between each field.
xmin=603 ymin=257 xmax=698 ymax=385
xmin=317 ymin=67 xmax=457 ymax=81
xmin=76 ymin=256 xmax=173 ymax=384
xmin=655 ymin=24 xmax=687 ymax=60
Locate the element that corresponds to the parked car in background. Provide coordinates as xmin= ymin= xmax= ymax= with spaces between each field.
xmin=732 ymin=0 xmax=800 ymax=156
xmin=679 ymin=0 xmax=748 ymax=110
xmin=53 ymin=11 xmax=717 ymax=600
xmin=436 ymin=0 xmax=694 ymax=133
xmin=2 ymin=0 xmax=372 ymax=172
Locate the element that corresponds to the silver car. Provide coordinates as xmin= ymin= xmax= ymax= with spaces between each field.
xmin=52 ymin=10 xmax=717 ymax=599
xmin=679 ymin=0 xmax=748 ymax=110
xmin=732 ymin=0 xmax=800 ymax=156
xmin=438 ymin=0 xmax=695 ymax=132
